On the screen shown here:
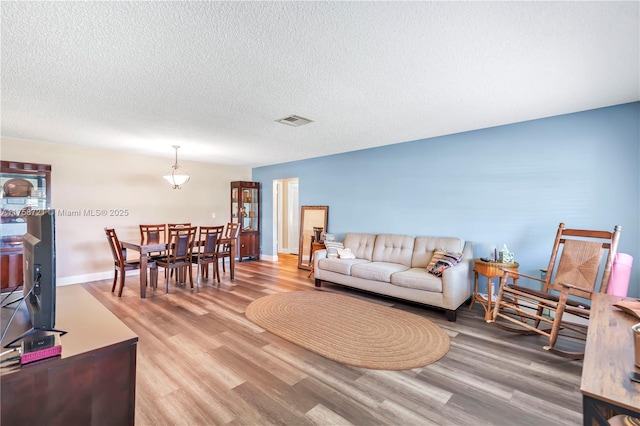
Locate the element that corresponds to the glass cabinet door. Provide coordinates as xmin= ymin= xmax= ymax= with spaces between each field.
xmin=240 ymin=188 xmax=259 ymax=231
xmin=1 ymin=163 xmax=51 ymax=248
xmin=1 ymin=161 xmax=52 ymax=290
xmin=231 ymin=187 xmax=239 ymax=223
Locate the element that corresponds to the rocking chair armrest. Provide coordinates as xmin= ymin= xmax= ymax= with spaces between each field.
xmin=558 ymin=281 xmax=594 ymax=294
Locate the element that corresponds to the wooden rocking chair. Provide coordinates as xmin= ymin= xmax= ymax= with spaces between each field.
xmin=487 ymin=222 xmax=621 ymax=359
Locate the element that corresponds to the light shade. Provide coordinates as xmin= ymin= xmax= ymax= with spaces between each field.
xmin=163 ymin=168 xmax=190 ymax=188
xmin=164 ymin=145 xmax=190 ymax=189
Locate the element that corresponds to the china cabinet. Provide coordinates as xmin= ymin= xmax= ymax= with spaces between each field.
xmin=230 ymin=181 xmax=260 ymax=261
xmin=0 ymin=161 xmax=52 ymax=290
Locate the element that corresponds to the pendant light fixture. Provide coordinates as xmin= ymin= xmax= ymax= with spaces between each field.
xmin=163 ymin=145 xmax=190 ymax=189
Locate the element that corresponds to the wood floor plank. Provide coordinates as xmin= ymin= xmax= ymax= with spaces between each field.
xmin=231 ymin=381 xmax=315 ymax=426
xmin=376 ymin=398 xmax=443 ymax=426
xmin=82 ymin=254 xmax=583 ymax=425
xmin=220 ymin=330 xmax=309 ymax=386
xmin=305 ymin=404 xmax=355 ymax=426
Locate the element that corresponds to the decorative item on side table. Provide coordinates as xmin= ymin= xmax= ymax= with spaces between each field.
xmin=498 ymin=244 xmax=515 ymax=263
xmin=469 ymin=257 xmax=519 ymax=321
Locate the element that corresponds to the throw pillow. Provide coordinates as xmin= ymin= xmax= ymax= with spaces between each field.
xmin=324 ymin=240 xmax=344 ymax=259
xmin=427 ymin=249 xmax=463 ymax=277
xmin=337 ymin=247 xmax=356 ymax=259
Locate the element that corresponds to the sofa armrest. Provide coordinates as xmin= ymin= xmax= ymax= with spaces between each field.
xmin=440 ymin=241 xmax=474 ymax=306
xmin=314 ymin=249 xmax=327 ymax=273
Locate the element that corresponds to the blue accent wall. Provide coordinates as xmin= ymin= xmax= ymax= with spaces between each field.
xmin=254 ymin=102 xmax=640 ymax=296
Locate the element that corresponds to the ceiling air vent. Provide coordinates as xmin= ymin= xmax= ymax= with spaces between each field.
xmin=276 ymin=115 xmax=314 ymax=127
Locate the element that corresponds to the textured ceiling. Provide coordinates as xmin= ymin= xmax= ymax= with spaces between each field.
xmin=2 ymin=1 xmax=638 ymax=167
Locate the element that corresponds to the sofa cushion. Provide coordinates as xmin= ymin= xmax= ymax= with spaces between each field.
xmin=351 ymin=262 xmax=410 ymax=283
xmin=412 ymin=236 xmax=466 ymax=268
xmin=392 ymin=268 xmax=444 ymax=292
xmin=317 ymin=257 xmax=369 ymax=275
xmin=371 ymin=234 xmax=415 ymax=267
xmin=426 ymin=249 xmax=463 ymax=277
xmin=343 ymin=233 xmax=377 ymax=261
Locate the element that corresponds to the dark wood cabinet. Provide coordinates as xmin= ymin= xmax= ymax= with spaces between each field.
xmin=1 ymin=285 xmax=138 ymax=425
xmin=0 ymin=161 xmax=52 ymax=290
xmin=0 ymin=250 xmax=23 ymax=288
xmin=231 ymin=181 xmax=260 ymax=261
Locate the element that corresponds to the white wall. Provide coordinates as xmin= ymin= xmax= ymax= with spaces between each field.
xmin=1 ymin=138 xmax=251 ymax=284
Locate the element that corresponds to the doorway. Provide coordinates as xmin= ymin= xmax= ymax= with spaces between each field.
xmin=274 ymin=178 xmax=299 ymax=256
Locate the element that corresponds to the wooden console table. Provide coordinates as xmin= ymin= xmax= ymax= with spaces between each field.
xmin=581 ymin=293 xmax=640 ymax=425
xmin=307 ymin=241 xmax=326 ymax=278
xmin=1 ymin=285 xmax=138 ymax=425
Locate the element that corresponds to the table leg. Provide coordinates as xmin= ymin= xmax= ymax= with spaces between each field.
xmin=230 ymin=240 xmax=235 ymax=280
xmin=485 ymin=278 xmax=494 ymax=321
xmin=140 ymin=254 xmax=148 ymax=298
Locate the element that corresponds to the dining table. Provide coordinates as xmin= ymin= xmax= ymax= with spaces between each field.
xmin=120 ymin=237 xmax=236 ymax=298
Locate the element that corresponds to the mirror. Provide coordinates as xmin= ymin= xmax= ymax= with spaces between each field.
xmin=298 ymin=205 xmax=329 ymax=271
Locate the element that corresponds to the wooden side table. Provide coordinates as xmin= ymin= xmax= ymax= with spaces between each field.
xmin=470 ymin=258 xmax=519 ymax=321
xmin=307 ymin=241 xmax=326 ymax=278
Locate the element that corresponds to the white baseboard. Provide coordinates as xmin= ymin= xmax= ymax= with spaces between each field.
xmin=57 ymin=270 xmax=140 ymax=286
xmin=56 ymin=256 xmax=280 ymax=286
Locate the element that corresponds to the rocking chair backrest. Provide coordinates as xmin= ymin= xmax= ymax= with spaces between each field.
xmin=542 ymin=223 xmax=621 ymax=299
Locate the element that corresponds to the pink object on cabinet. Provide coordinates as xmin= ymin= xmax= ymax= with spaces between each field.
xmin=607 ymin=253 xmax=634 ymax=297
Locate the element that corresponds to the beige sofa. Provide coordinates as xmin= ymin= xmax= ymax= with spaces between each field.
xmin=314 ymin=233 xmax=474 ymax=321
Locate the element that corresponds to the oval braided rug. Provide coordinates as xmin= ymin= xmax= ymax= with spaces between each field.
xmin=245 ymin=291 xmax=450 ymax=370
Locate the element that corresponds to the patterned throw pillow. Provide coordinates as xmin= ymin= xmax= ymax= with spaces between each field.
xmin=323 ymin=241 xmax=344 ymax=259
xmin=427 ymin=249 xmax=463 ymax=277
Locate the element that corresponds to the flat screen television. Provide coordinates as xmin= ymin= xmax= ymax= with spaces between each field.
xmin=22 ymin=209 xmax=57 ymax=331
xmin=2 ymin=209 xmax=61 ymax=348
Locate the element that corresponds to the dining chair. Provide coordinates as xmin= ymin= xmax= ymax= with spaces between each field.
xmin=139 ymin=224 xmax=167 ymax=258
xmin=192 ymin=226 xmax=221 ymax=287
xmin=219 ymin=222 xmax=240 ymax=273
xmin=167 ymin=223 xmax=191 ymax=277
xmin=105 ymin=228 xmax=157 ymax=297
xmin=200 ymin=225 xmax=224 ymax=280
xmin=155 ymin=226 xmax=197 ymax=294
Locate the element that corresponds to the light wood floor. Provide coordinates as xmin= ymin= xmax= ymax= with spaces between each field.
xmin=82 ymin=255 xmax=583 ymax=426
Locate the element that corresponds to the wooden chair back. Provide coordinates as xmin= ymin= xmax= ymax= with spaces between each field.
xmin=542 ymin=223 xmax=621 ymax=299
xmin=106 ymin=227 xmax=147 ymax=296
xmin=168 ymin=223 xmax=191 ymax=230
xmin=105 ymin=228 xmax=125 ymax=267
xmin=197 ymin=226 xmax=221 ymax=259
xmin=140 ymin=224 xmax=166 ymax=245
xmin=225 ymin=222 xmax=241 ymax=239
xmin=166 ymin=226 xmax=197 ymax=264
